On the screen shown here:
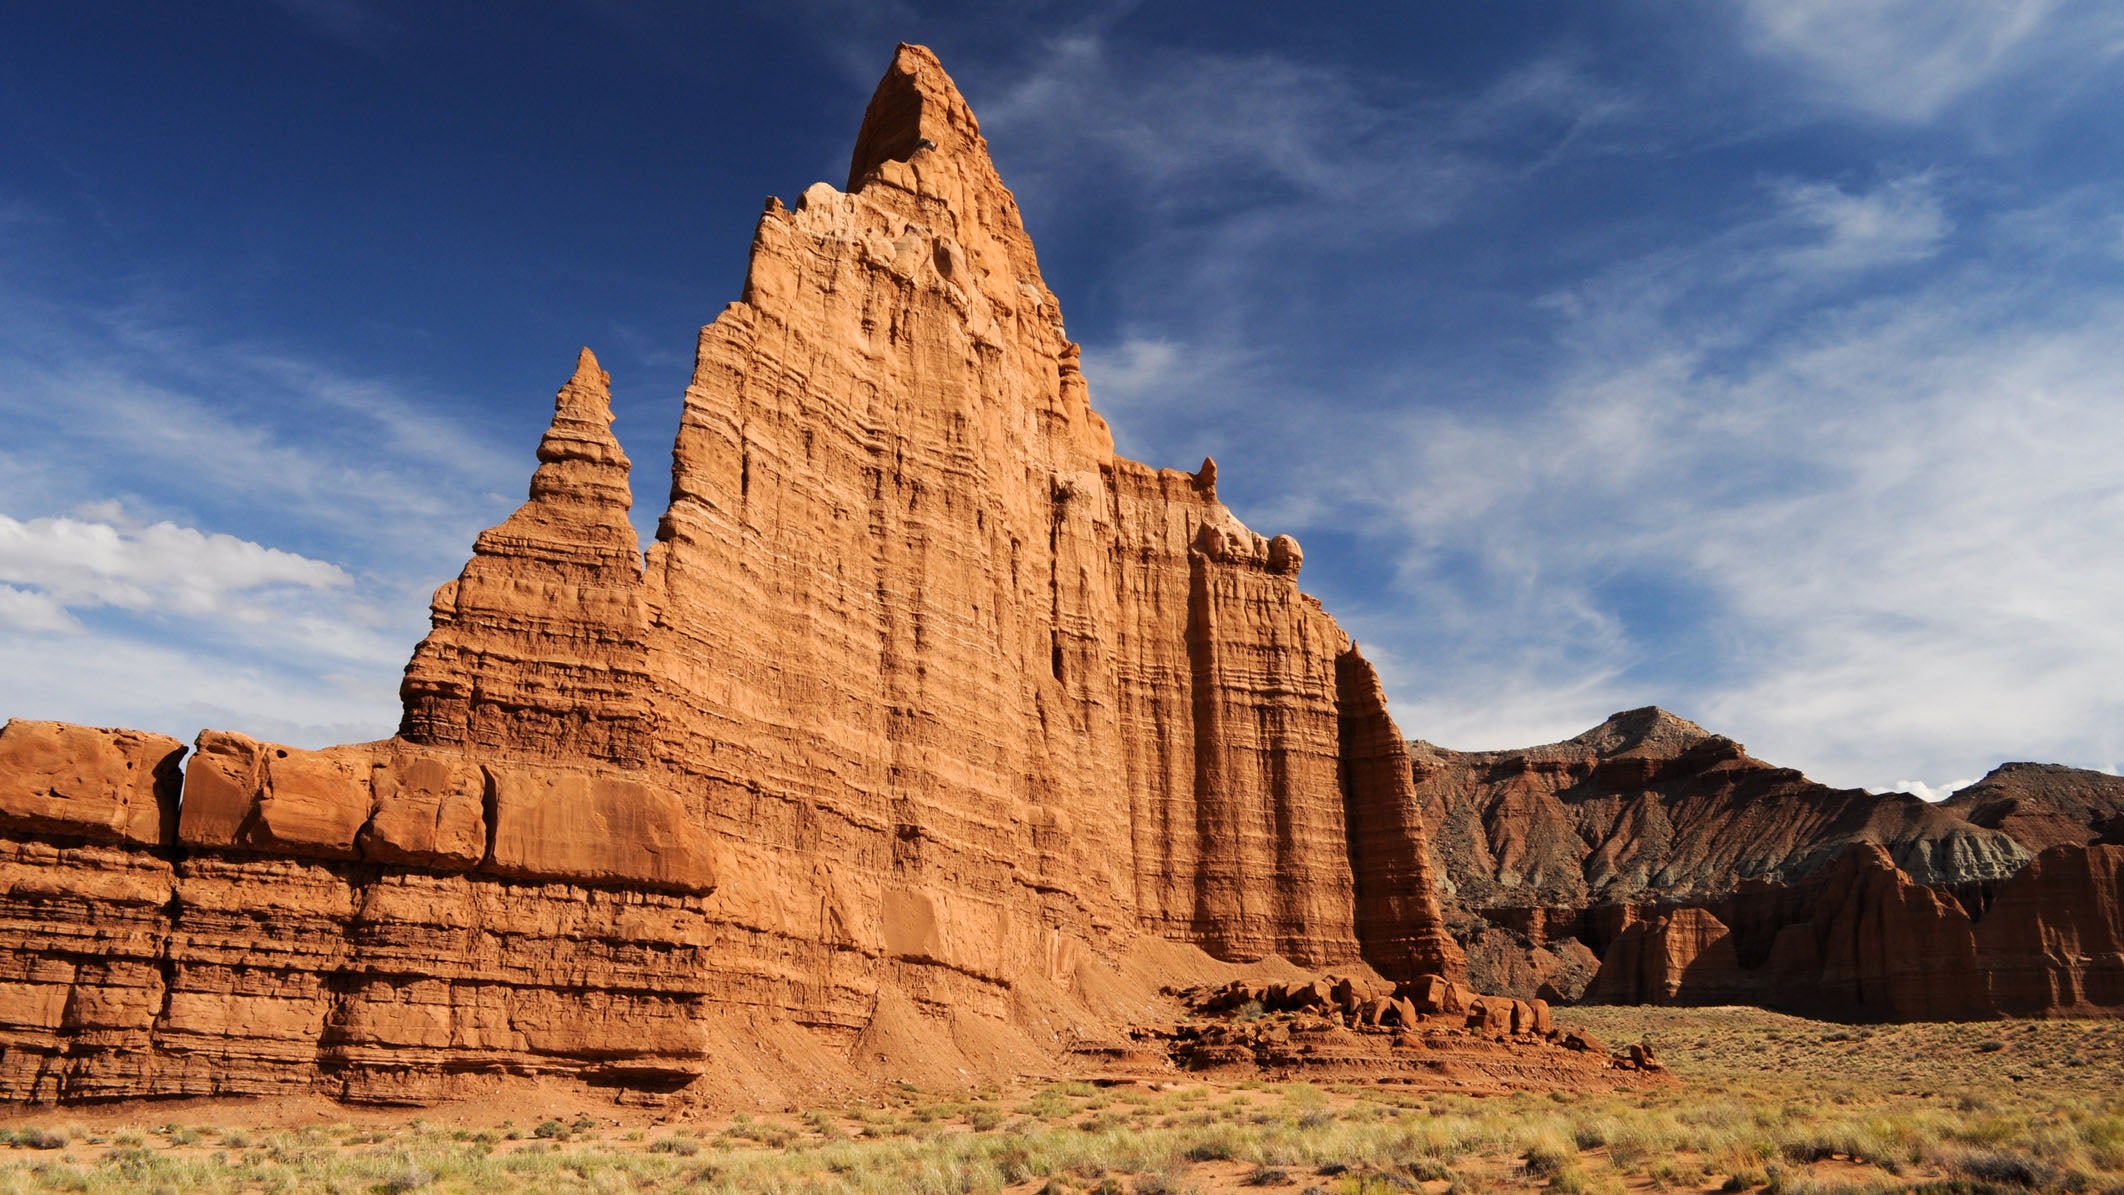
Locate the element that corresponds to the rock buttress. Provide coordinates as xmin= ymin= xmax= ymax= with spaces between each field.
xmin=1337 ymin=648 xmax=1466 ymax=981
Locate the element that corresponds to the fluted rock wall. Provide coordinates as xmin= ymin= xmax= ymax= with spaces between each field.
xmin=0 ymin=44 xmax=1465 ymax=1103
xmin=632 ymin=43 xmax=1457 ymax=1007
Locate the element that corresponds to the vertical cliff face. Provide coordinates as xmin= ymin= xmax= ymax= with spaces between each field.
xmin=1338 ymin=649 xmax=1466 ymax=981
xmin=637 ymin=43 xmax=1456 ymax=991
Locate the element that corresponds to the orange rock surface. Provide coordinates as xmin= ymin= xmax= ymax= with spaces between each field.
xmin=0 ymin=44 xmax=1469 ymax=1105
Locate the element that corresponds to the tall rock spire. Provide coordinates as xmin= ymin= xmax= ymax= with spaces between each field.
xmin=400 ymin=348 xmax=652 ymax=767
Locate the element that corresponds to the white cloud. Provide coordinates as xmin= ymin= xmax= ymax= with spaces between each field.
xmin=0 ymin=586 xmax=79 ymax=634
xmin=1346 ymin=204 xmax=2124 ymax=790
xmin=0 ymin=511 xmax=348 ymax=618
xmin=977 ymin=34 xmax=1511 ymax=239
xmin=1891 ymin=777 xmax=1982 ymax=803
xmin=1739 ymin=0 xmax=2120 ymax=123
xmin=0 ymin=284 xmax=514 ymax=747
xmin=0 ymin=630 xmax=400 ymax=748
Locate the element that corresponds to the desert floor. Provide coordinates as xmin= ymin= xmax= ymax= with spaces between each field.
xmin=1 ymin=1006 xmax=2120 ymax=1193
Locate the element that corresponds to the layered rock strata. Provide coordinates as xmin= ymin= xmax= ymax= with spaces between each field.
xmin=0 ymin=719 xmax=717 ymax=1103
xmin=1582 ymin=843 xmax=2124 ymax=1019
xmin=1412 ymin=707 xmax=2030 ymax=918
xmin=1942 ymin=763 xmax=2124 ymax=855
xmin=400 ymin=348 xmax=653 ymax=769
xmin=0 ymin=44 xmax=1468 ymax=1104
xmin=1414 ymin=708 xmax=2124 ymax=1017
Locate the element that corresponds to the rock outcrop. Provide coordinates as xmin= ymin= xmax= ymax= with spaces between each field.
xmin=1415 ymin=709 xmax=2124 ymax=1018
xmin=0 ymin=44 xmax=1471 ymax=1105
xmin=1153 ymin=969 xmax=1656 ymax=1092
xmin=1580 ymin=843 xmax=2124 ymax=1019
xmin=1411 ymin=707 xmax=2026 ymax=999
xmin=400 ymin=347 xmax=653 ymax=769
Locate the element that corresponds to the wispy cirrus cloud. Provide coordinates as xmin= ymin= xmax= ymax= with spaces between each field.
xmin=1055 ymin=28 xmax=2124 ymax=794
xmin=1738 ymin=0 xmax=2124 ymax=123
xmin=1772 ymin=173 xmax=1951 ymax=275
xmin=1241 ymin=191 xmax=2124 ymax=794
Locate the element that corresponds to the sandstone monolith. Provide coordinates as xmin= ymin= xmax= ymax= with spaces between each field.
xmin=0 ymin=44 xmax=1479 ymax=1105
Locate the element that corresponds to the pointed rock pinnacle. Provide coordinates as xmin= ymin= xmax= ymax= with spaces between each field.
xmin=846 ymin=43 xmax=982 ymax=192
xmin=531 ymin=346 xmax=629 ymax=503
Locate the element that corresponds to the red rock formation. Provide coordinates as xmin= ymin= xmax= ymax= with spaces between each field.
xmin=1415 ymin=708 xmax=2124 ymax=1018
xmin=1414 ymin=707 xmax=2030 ymax=915
xmin=1339 ymin=650 xmax=1465 ymax=981
xmin=1412 ymin=707 xmax=2031 ymax=999
xmin=637 ymin=42 xmax=1454 ymax=1001
xmin=1158 ymin=969 xmax=1645 ymax=1092
xmin=1972 ymin=843 xmax=2124 ymax=1015
xmin=1579 ymin=843 xmax=2124 ymax=1020
xmin=0 ymin=44 xmax=1471 ymax=1104
xmin=0 ymin=721 xmax=181 ymax=847
xmin=1583 ymin=907 xmax=1747 ymax=1007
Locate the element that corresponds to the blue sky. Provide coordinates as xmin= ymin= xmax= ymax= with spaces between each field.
xmin=4 ymin=1 xmax=2123 ymax=796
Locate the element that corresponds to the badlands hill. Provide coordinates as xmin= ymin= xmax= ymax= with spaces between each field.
xmin=1414 ymin=710 xmax=2124 ymax=1019
xmin=0 ymin=46 xmax=1643 ymax=1108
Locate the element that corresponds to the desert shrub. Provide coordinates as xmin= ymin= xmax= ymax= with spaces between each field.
xmin=1402 ymin=1156 xmax=1453 ymax=1182
xmin=1936 ymin=1145 xmax=2054 ymax=1189
xmin=1522 ymin=1131 xmax=1576 ymax=1178
xmin=13 ymin=1126 xmax=68 ymax=1150
xmin=98 ymin=1145 xmax=156 ymax=1178
xmin=650 ymin=1135 xmax=701 ymax=1156
xmin=532 ymin=1119 xmax=568 ymax=1140
xmin=379 ymin=1158 xmax=435 ymax=1192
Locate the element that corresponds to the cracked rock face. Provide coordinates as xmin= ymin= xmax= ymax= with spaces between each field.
xmin=0 ymin=44 xmax=1469 ymax=1105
